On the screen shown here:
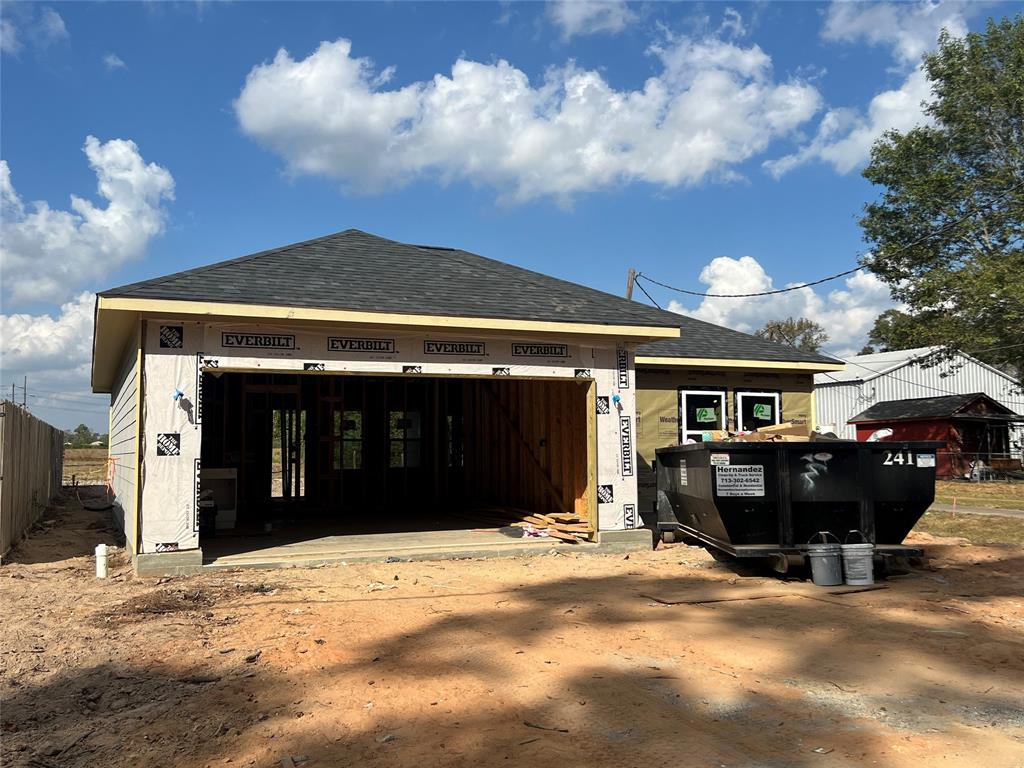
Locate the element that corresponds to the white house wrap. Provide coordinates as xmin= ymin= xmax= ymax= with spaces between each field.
xmin=136 ymin=317 xmax=643 ymax=553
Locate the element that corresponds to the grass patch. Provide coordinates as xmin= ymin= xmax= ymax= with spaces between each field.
xmin=63 ymin=447 xmax=108 ymax=484
xmin=934 ymin=480 xmax=1024 ymax=510
xmin=913 ymin=510 xmax=1024 ymax=546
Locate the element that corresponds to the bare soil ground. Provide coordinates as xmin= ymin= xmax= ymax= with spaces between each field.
xmin=2 ymin=489 xmax=1022 ymax=768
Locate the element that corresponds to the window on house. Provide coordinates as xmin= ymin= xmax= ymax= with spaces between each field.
xmin=679 ymin=390 xmax=727 ymax=443
xmin=735 ymin=392 xmax=781 ymax=433
xmin=332 ymin=408 xmax=363 ymax=470
xmin=389 ymin=410 xmax=421 ymax=468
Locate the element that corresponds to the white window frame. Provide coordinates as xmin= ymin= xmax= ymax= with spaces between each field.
xmin=735 ymin=391 xmax=781 ymax=432
xmin=678 ymin=389 xmax=727 ymax=442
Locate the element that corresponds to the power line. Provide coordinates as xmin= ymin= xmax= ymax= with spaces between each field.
xmin=633 ymin=278 xmax=663 ymax=310
xmin=964 ymin=342 xmax=1024 ymax=355
xmin=636 ymin=179 xmax=1024 ymax=299
xmin=821 ymin=351 xmax=964 ymax=396
xmin=639 ymin=265 xmax=863 ymax=298
xmin=2 ymin=385 xmax=105 ymax=404
xmin=24 ymin=403 xmax=107 ymax=415
xmin=27 ymin=392 xmax=107 ymax=406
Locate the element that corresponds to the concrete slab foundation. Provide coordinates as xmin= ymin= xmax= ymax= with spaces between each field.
xmin=133 ymin=527 xmax=655 ymax=576
xmin=135 ymin=548 xmax=204 ymax=577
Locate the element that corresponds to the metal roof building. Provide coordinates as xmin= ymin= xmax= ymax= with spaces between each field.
xmin=814 ymin=346 xmax=1024 ymax=459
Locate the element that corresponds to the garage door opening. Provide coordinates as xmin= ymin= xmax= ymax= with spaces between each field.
xmin=198 ymin=372 xmax=594 ymax=560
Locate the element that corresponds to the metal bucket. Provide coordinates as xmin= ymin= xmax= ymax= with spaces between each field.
xmin=807 ymin=532 xmax=843 ymax=586
xmin=841 ymin=531 xmax=875 ymax=586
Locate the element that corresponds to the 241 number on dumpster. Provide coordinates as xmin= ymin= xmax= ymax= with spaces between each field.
xmin=882 ymin=450 xmax=915 ymax=466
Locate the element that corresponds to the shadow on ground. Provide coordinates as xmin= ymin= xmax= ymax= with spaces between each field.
xmin=2 ymin=492 xmax=1023 ymax=768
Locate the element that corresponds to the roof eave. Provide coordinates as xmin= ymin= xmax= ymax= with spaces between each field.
xmin=636 ymin=355 xmax=844 ymax=373
xmin=95 ymin=296 xmax=681 ymax=345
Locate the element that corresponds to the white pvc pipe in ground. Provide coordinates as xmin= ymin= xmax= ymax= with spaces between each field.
xmin=95 ymin=543 xmax=108 ymax=578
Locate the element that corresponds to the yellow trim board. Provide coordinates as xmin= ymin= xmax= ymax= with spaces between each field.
xmin=636 ymin=355 xmax=844 ymax=372
xmin=97 ymin=296 xmax=681 ymax=340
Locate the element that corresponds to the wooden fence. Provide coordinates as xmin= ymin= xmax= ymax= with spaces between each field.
xmin=0 ymin=401 xmax=65 ymax=559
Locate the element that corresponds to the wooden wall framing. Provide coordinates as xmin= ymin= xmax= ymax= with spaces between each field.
xmin=201 ymin=372 xmax=595 ymax=528
xmin=462 ymin=378 xmax=592 ymax=524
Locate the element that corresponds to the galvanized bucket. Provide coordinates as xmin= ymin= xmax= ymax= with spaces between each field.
xmin=807 ymin=532 xmax=843 ymax=586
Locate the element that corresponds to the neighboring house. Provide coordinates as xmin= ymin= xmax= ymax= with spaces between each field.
xmin=815 ymin=346 xmax=1024 ymax=457
xmin=849 ymin=393 xmax=1023 ymax=478
xmin=91 ymin=229 xmax=683 ymax=573
xmin=634 ymin=327 xmax=843 ymax=514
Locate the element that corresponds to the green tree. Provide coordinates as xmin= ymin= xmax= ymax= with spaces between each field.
xmin=67 ymin=424 xmax=99 ymax=448
xmin=859 ymin=17 xmax=1024 ymax=382
xmin=859 ymin=309 xmax=934 ymax=354
xmin=754 ymin=317 xmax=829 ymax=352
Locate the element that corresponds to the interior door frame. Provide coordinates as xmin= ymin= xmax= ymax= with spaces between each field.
xmin=678 ymin=388 xmax=727 ymax=441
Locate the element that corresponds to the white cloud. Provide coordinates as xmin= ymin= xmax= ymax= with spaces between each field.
xmin=0 ymin=17 xmax=21 ymax=54
xmin=35 ymin=6 xmax=68 ymax=47
xmin=0 ymin=292 xmax=108 ymax=431
xmin=766 ymin=1 xmax=971 ymax=177
xmin=718 ymin=7 xmax=747 ymax=39
xmin=0 ymin=136 xmax=175 ymax=306
xmin=822 ymin=0 xmax=969 ymax=66
xmin=667 ymin=256 xmax=897 ymax=357
xmin=0 ymin=292 xmax=94 ymax=374
xmin=1 ymin=5 xmax=68 ymax=55
xmin=547 ymin=0 xmax=635 ymax=39
xmin=103 ymin=52 xmax=126 ymax=70
xmin=235 ymin=35 xmax=822 ymax=204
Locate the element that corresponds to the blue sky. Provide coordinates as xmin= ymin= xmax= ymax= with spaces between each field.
xmin=2 ymin=0 xmax=1019 ymax=431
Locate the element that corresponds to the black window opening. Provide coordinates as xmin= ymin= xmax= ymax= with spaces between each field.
xmin=679 ymin=389 xmax=727 ymax=443
xmin=735 ymin=391 xmax=782 ymax=433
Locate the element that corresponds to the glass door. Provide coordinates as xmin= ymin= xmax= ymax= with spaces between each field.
xmin=679 ymin=390 xmax=727 ymax=442
xmin=736 ymin=391 xmax=781 ymax=432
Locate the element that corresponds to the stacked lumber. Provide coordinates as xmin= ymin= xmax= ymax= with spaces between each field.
xmin=459 ymin=506 xmax=593 ymax=543
xmin=511 ymin=512 xmax=592 ymax=543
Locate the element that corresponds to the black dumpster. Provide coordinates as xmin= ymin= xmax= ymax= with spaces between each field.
xmin=655 ymin=440 xmax=941 ymax=564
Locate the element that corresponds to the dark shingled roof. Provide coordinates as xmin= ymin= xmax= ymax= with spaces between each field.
xmin=100 ymin=229 xmax=683 ymax=329
xmin=637 ymin=317 xmax=839 ymax=365
xmin=849 ymin=393 xmax=1018 ymax=423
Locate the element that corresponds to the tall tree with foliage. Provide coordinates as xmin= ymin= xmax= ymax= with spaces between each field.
xmin=754 ymin=317 xmax=829 ymax=352
xmin=859 ymin=17 xmax=1024 ymax=382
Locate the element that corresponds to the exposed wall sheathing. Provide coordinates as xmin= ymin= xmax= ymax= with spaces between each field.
xmin=635 ymin=365 xmax=815 ymax=513
xmin=138 ymin=319 xmax=641 ymax=553
xmin=462 ymin=378 xmax=591 ymax=520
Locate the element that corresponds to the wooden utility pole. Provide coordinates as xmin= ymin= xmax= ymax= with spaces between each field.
xmin=22 ymin=376 xmax=26 ymax=407
xmin=625 ymin=268 xmax=637 ymax=300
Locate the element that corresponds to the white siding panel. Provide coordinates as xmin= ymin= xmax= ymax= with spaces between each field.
xmin=109 ymin=331 xmax=140 ymax=556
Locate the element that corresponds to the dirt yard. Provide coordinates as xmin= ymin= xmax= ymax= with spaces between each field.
xmin=2 ymin=490 xmax=1022 ymax=768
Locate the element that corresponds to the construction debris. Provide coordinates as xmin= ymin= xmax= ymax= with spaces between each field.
xmin=465 ymin=507 xmax=593 ymax=543
xmin=680 ymin=420 xmax=851 ymax=445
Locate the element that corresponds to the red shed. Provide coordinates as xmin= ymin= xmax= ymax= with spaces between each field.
xmin=849 ymin=393 xmax=1023 ymax=479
